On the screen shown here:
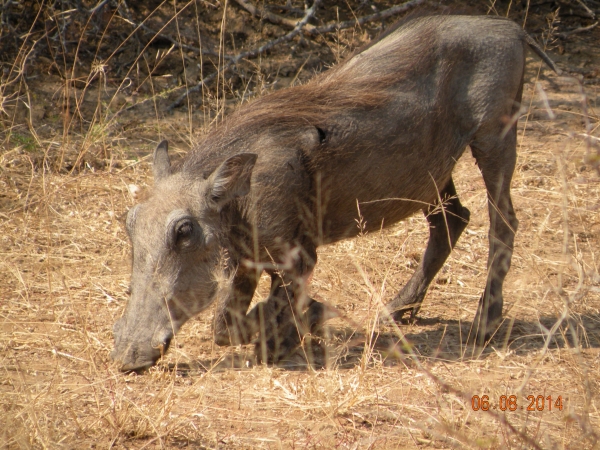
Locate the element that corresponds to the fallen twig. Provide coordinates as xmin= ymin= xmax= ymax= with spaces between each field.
xmin=233 ymin=0 xmax=315 ymax=31
xmin=558 ymin=21 xmax=599 ymax=38
xmin=575 ymin=0 xmax=596 ymax=19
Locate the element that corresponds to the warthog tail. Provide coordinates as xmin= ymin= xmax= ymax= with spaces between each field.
xmin=524 ymin=33 xmax=561 ymax=75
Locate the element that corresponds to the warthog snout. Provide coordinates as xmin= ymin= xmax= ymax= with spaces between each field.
xmin=111 ymin=316 xmax=174 ymax=372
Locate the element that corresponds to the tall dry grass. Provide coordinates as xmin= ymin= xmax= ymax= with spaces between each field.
xmin=1 ymin=0 xmax=600 ymax=448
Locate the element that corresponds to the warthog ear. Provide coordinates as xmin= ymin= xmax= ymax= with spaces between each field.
xmin=153 ymin=140 xmax=171 ymax=181
xmin=208 ymin=153 xmax=258 ymax=209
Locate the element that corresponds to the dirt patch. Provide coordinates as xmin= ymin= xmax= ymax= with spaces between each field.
xmin=1 ymin=1 xmax=600 ymax=448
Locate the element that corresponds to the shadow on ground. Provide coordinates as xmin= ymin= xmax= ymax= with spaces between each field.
xmin=160 ymin=312 xmax=600 ymax=376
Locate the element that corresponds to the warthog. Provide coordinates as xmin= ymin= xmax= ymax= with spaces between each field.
xmin=111 ymin=14 xmax=558 ymax=371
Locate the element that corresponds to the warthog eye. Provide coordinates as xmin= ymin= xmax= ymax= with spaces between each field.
xmin=167 ymin=214 xmax=202 ymax=252
xmin=177 ymin=222 xmax=193 ymax=240
xmin=316 ymin=127 xmax=327 ymax=144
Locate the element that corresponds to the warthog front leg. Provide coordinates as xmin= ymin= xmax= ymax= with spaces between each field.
xmin=213 ymin=266 xmax=260 ymax=346
xmin=250 ymin=289 xmax=332 ymax=366
xmin=249 ymin=272 xmax=305 ymax=365
xmin=250 ymin=244 xmax=332 ymax=366
xmin=385 ymin=178 xmax=470 ymax=322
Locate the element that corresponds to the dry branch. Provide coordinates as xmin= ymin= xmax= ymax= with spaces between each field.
xmin=166 ymin=0 xmax=322 ymax=111
xmin=306 ymin=0 xmax=426 ymax=35
xmin=165 ymin=0 xmax=425 ymax=110
xmin=234 ymin=0 xmax=426 ymax=35
xmin=558 ymin=20 xmax=599 ymax=38
xmin=575 ymin=0 xmax=596 ymax=19
xmin=233 ymin=0 xmax=315 ymax=31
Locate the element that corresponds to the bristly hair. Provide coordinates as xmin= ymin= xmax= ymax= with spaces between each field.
xmin=180 ymin=12 xmax=499 ymax=177
xmin=179 ymin=78 xmax=390 ymax=177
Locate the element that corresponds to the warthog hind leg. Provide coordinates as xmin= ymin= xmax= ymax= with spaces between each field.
xmin=385 ymin=178 xmax=470 ymax=322
xmin=470 ymin=129 xmax=519 ymax=347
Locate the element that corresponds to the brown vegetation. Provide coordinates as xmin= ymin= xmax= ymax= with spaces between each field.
xmin=1 ymin=0 xmax=600 ymax=448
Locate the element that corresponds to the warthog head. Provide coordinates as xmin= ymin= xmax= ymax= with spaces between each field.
xmin=111 ymin=141 xmax=257 ymax=371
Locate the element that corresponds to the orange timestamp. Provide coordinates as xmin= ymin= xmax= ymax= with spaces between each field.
xmin=471 ymin=395 xmax=564 ymax=412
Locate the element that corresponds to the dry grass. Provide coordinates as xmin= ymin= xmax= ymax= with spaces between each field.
xmin=2 ymin=1 xmax=600 ymax=448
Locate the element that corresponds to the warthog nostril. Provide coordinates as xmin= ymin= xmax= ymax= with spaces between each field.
xmin=163 ymin=335 xmax=172 ymax=353
xmin=152 ymin=333 xmax=173 ymax=358
xmin=160 ymin=335 xmax=173 ymax=357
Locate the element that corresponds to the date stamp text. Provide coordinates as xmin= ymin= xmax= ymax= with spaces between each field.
xmin=471 ymin=395 xmax=564 ymax=412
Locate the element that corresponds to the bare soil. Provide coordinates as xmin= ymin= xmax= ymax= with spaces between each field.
xmin=1 ymin=1 xmax=600 ymax=448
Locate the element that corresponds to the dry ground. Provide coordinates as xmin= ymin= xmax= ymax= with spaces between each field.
xmin=2 ymin=1 xmax=600 ymax=448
